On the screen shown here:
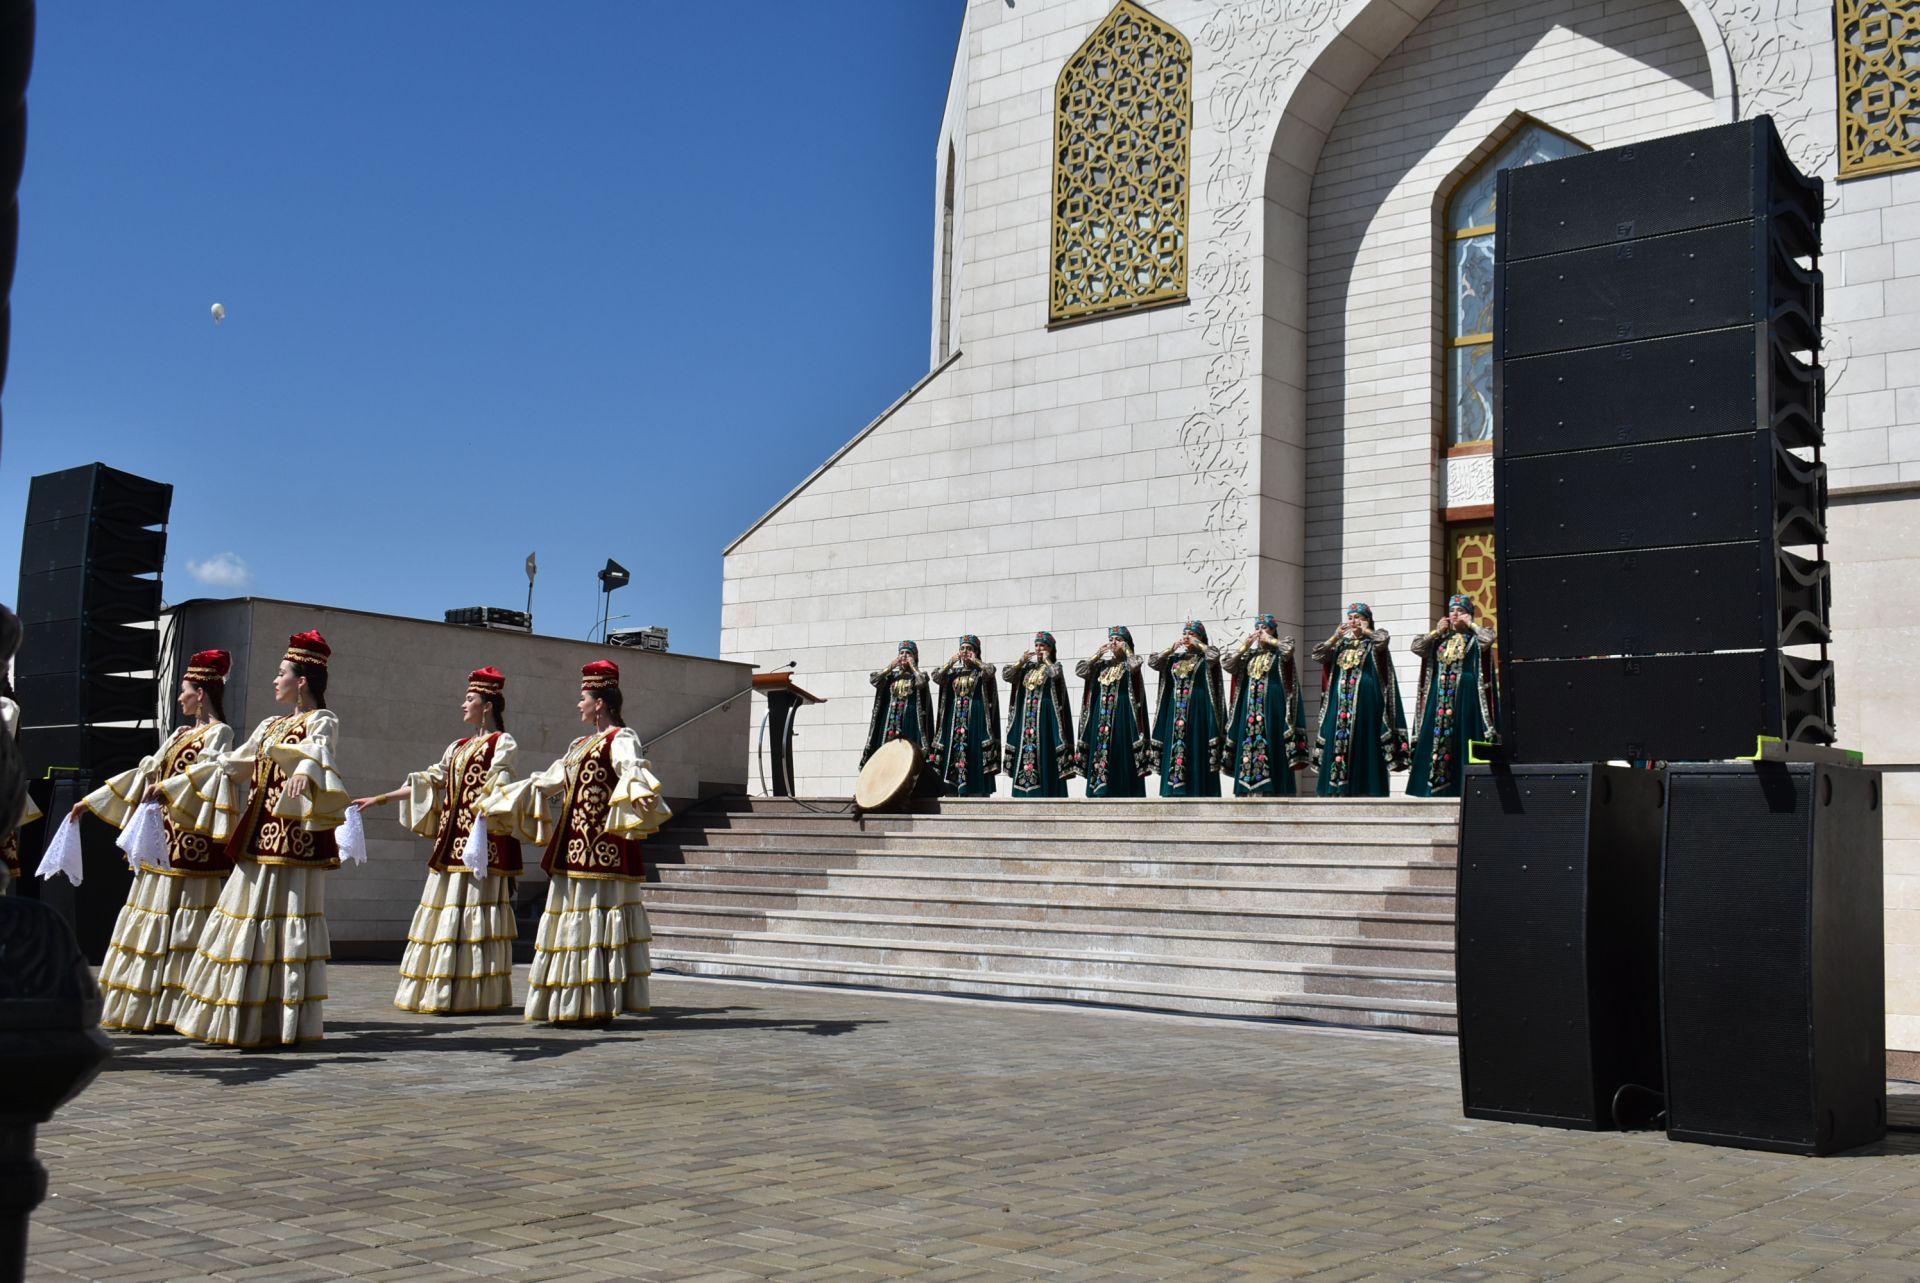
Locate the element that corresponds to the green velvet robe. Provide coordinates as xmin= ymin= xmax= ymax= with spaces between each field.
xmin=1149 ymin=643 xmax=1225 ymax=797
xmin=1311 ymin=630 xmax=1410 ymax=798
xmin=1222 ymin=638 xmax=1308 ymax=797
xmin=1076 ymin=652 xmax=1152 ymax=799
xmin=1407 ymin=624 xmax=1498 ymax=798
xmin=1002 ymin=659 xmax=1075 ymax=798
xmin=931 ymin=659 xmax=1001 ymax=797
xmin=861 ymin=664 xmax=934 ymax=767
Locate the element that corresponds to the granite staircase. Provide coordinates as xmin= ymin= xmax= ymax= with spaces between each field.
xmin=642 ymin=795 xmax=1461 ymax=1033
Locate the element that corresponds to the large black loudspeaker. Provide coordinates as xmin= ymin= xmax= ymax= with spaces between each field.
xmin=1456 ymin=764 xmax=1665 ymax=1128
xmin=1662 ymin=762 xmax=1884 ymax=1154
xmin=1493 ymin=118 xmax=1830 ymax=763
xmin=15 ymin=463 xmax=172 ymax=781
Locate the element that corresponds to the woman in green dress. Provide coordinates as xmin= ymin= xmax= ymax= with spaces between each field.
xmin=860 ymin=641 xmax=935 ymax=768
xmin=1222 ymin=614 xmax=1308 ymax=796
xmin=1077 ymin=625 xmax=1153 ymax=799
xmin=1407 ymin=594 xmax=1499 ymax=798
xmin=930 ymin=634 xmax=1001 ymax=797
xmin=1148 ymin=620 xmax=1226 ymax=797
xmin=1003 ymin=631 xmax=1076 ymax=798
xmin=1310 ymin=603 xmax=1409 ymax=798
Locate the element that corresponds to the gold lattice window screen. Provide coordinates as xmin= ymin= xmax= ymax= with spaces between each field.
xmin=1838 ymin=0 xmax=1920 ymax=179
xmin=1049 ymin=0 xmax=1191 ymax=325
xmin=1450 ymin=524 xmax=1499 ymax=634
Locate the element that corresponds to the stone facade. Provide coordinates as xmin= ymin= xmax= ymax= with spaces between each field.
xmin=166 ymin=597 xmax=752 ymax=948
xmin=722 ymin=2 xmax=1920 ymax=1037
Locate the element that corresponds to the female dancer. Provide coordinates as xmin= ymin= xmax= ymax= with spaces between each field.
xmin=354 ymin=666 xmax=522 ymax=1015
xmin=860 ymin=641 xmax=936 ymax=767
xmin=1406 ymin=595 xmax=1499 ymax=798
xmin=1002 ymin=631 xmax=1075 ymax=798
xmin=1077 ymin=626 xmax=1153 ymax=798
xmin=1310 ymin=603 xmax=1409 ymax=797
xmin=1148 ymin=621 xmax=1226 ymax=797
xmin=491 ymin=659 xmax=669 ymax=1024
xmin=75 ymin=650 xmax=234 ymax=1030
xmin=168 ymin=630 xmax=349 ymax=1048
xmin=1222 ymin=615 xmax=1308 ymax=796
xmin=930 ymin=634 xmax=1000 ymax=796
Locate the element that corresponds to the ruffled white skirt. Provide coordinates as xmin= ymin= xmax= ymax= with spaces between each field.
xmin=99 ymin=870 xmax=224 ymax=1031
xmin=173 ymin=862 xmax=330 ymax=1048
xmin=524 ymin=874 xmax=651 ymax=1024
xmin=394 ymin=869 xmax=517 ymax=1014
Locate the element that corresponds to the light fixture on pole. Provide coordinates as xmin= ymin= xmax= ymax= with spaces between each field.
xmin=524 ymin=552 xmax=537 ymax=629
xmin=596 ymin=558 xmax=630 ymax=642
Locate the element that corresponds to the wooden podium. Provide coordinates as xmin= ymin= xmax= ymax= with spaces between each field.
xmin=753 ymin=671 xmax=824 ymax=797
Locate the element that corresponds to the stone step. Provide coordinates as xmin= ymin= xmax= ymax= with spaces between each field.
xmin=651 ymin=844 xmax=1457 ymax=886
xmin=652 ymin=864 xmax=1453 ymax=913
xmin=644 ymin=904 xmax=1455 ymax=969
xmin=642 ymin=883 xmax=1456 ymax=940
xmin=654 ymin=828 xmax=1456 ymax=857
xmin=652 ymin=926 xmax=1455 ymax=1001
xmin=651 ymin=949 xmax=1460 ymax=1034
xmin=701 ymin=797 xmax=1458 ymax=822
xmin=670 ymin=813 xmax=1459 ymax=841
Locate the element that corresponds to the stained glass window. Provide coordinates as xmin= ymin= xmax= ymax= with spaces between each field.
xmin=1050 ymin=1 xmax=1191 ymax=324
xmin=1449 ymin=524 xmax=1499 ymax=633
xmin=1445 ymin=125 xmax=1587 ymax=445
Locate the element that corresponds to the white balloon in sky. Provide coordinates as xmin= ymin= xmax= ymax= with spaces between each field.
xmin=211 ymin=303 xmax=226 ymax=324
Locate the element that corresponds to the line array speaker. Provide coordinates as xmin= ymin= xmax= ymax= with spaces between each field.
xmin=1456 ymin=763 xmax=1666 ymax=1129
xmin=1493 ymin=116 xmax=1830 ymax=764
xmin=1661 ymin=762 xmax=1884 ymax=1154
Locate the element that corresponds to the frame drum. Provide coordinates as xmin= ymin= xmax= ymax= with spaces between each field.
xmin=854 ymin=739 xmax=922 ymax=812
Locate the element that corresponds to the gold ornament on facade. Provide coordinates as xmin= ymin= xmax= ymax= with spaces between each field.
xmin=1049 ymin=0 xmax=1191 ymax=324
xmin=1838 ymin=1 xmax=1920 ymax=179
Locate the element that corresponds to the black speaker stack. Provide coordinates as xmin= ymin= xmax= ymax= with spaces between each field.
xmin=13 ymin=462 xmax=172 ymax=956
xmin=1456 ymin=119 xmax=1887 ymax=1156
xmin=1493 ymin=116 xmax=1830 ymax=765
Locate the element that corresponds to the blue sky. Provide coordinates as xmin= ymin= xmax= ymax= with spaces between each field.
xmin=2 ymin=3 xmax=965 ymax=656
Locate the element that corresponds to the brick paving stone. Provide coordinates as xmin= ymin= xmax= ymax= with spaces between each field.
xmin=23 ymin=963 xmax=1920 ymax=1281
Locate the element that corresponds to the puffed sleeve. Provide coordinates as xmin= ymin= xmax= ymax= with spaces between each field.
xmin=266 ymin=709 xmax=349 ymax=832
xmin=163 ymin=716 xmax=267 ymax=842
xmin=606 ymin=728 xmax=672 ymax=839
xmin=1074 ymin=657 xmax=1096 ymax=679
xmin=81 ymin=729 xmax=179 ymax=830
xmin=396 ymin=739 xmax=458 ymax=839
xmin=485 ymin=740 xmax=568 ymax=845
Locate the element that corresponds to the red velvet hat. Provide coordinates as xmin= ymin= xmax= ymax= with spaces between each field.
xmin=284 ymin=630 xmax=331 ymax=668
xmin=581 ymin=659 xmax=620 ymax=691
xmin=184 ymin=649 xmax=231 ymax=683
xmin=467 ymin=666 xmax=505 ymax=695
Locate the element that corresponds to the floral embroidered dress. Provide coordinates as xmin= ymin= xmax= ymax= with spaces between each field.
xmin=85 ymin=719 xmax=234 ymax=1030
xmin=1310 ymin=606 xmax=1410 ymax=798
xmin=1002 ymin=633 xmax=1076 ymax=799
xmin=394 ymin=730 xmax=523 ymax=1013
xmin=860 ymin=641 xmax=936 ymax=767
xmin=490 ymin=725 xmax=668 ymax=1024
xmin=1076 ymin=627 xmax=1154 ymax=799
xmin=167 ymin=707 xmax=350 ymax=1047
xmin=1407 ymin=615 xmax=1499 ymax=798
xmin=1222 ymin=623 xmax=1308 ymax=797
xmin=930 ymin=638 xmax=1001 ymax=797
xmin=1148 ymin=624 xmax=1226 ymax=798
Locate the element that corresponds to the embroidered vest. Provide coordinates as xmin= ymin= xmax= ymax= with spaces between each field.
xmin=227 ymin=712 xmax=339 ymax=869
xmin=428 ymin=733 xmax=523 ymax=875
xmin=160 ymin=723 xmax=233 ymax=876
xmin=542 ymin=730 xmax=646 ymax=880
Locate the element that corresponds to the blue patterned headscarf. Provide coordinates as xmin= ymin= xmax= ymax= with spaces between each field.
xmin=958 ymin=634 xmax=982 ymax=656
xmin=1108 ymin=625 xmax=1135 ymax=649
xmin=1254 ymin=613 xmax=1278 ymax=634
xmin=1182 ymin=620 xmax=1209 ymax=644
xmin=1448 ymin=594 xmax=1477 ymax=617
xmin=897 ymin=640 xmax=919 ymax=660
xmin=1033 ymin=631 xmax=1056 ymax=654
xmin=1345 ymin=602 xmax=1373 ymax=624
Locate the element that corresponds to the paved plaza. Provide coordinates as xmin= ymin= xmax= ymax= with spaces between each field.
xmin=28 ymin=964 xmax=1920 ymax=1282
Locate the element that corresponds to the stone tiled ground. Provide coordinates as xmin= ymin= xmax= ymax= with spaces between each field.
xmin=29 ymin=964 xmax=1920 ymax=1282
